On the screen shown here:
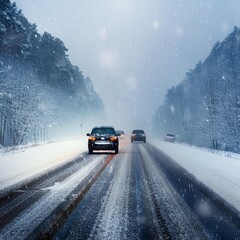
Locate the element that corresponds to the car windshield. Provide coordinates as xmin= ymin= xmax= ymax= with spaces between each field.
xmin=132 ymin=130 xmax=145 ymax=134
xmin=91 ymin=128 xmax=115 ymax=135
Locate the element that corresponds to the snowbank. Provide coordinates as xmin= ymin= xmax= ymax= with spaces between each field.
xmin=0 ymin=139 xmax=88 ymax=191
xmin=152 ymin=141 xmax=240 ymax=212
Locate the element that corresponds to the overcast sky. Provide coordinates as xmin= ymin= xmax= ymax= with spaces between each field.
xmin=13 ymin=0 xmax=240 ymax=132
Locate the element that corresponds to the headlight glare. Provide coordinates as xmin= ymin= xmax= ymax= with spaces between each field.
xmin=110 ymin=136 xmax=117 ymax=141
xmin=88 ymin=136 xmax=96 ymax=141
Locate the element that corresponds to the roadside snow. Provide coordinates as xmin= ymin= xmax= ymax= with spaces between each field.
xmin=152 ymin=141 xmax=240 ymax=212
xmin=0 ymin=139 xmax=87 ymax=191
xmin=0 ymin=154 xmax=105 ymax=240
xmin=1 ymin=138 xmax=240 ymax=216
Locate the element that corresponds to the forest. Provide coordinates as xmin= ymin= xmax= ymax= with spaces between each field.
xmin=153 ymin=27 xmax=240 ymax=152
xmin=0 ymin=1 xmax=105 ymax=146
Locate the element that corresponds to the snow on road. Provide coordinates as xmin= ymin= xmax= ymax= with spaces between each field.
xmin=153 ymin=140 xmax=240 ymax=213
xmin=1 ymin=138 xmax=240 ymax=216
xmin=139 ymin=144 xmax=206 ymax=239
xmin=0 ymin=139 xmax=88 ymax=191
xmin=90 ymin=146 xmax=131 ymax=240
xmin=0 ymin=154 xmax=106 ymax=240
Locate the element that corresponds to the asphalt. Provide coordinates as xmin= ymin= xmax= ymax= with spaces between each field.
xmin=1 ymin=139 xmax=240 ymax=239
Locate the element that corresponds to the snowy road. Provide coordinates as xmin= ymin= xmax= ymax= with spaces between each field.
xmin=1 ymin=140 xmax=240 ymax=239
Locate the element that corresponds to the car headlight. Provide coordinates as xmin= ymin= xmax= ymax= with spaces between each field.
xmin=88 ymin=136 xmax=96 ymax=141
xmin=110 ymin=136 xmax=117 ymax=141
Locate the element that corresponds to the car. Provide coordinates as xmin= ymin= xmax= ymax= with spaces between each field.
xmin=164 ymin=133 xmax=176 ymax=143
xmin=115 ymin=130 xmax=125 ymax=138
xmin=131 ymin=129 xmax=146 ymax=143
xmin=86 ymin=126 xmax=119 ymax=154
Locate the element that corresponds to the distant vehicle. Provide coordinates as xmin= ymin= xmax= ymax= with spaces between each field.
xmin=164 ymin=133 xmax=176 ymax=143
xmin=86 ymin=126 xmax=119 ymax=154
xmin=115 ymin=130 xmax=125 ymax=138
xmin=131 ymin=129 xmax=146 ymax=143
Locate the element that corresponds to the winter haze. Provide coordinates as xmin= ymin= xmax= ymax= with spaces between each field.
xmin=13 ymin=0 xmax=240 ymax=132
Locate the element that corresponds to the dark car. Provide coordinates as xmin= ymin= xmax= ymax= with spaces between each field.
xmin=87 ymin=126 xmax=119 ymax=154
xmin=164 ymin=133 xmax=176 ymax=143
xmin=115 ymin=130 xmax=125 ymax=138
xmin=131 ymin=129 xmax=146 ymax=143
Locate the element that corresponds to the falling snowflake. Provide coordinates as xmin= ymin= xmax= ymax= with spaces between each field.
xmin=175 ymin=26 xmax=184 ymax=36
xmin=99 ymin=29 xmax=107 ymax=40
xmin=126 ymin=76 xmax=138 ymax=90
xmin=152 ymin=21 xmax=159 ymax=29
xmin=170 ymin=105 xmax=175 ymax=114
xmin=99 ymin=50 xmax=119 ymax=69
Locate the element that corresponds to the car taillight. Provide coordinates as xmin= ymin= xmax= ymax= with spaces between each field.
xmin=88 ymin=136 xmax=96 ymax=141
xmin=110 ymin=136 xmax=117 ymax=141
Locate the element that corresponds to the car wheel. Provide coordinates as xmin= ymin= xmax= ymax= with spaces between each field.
xmin=115 ymin=147 xmax=119 ymax=154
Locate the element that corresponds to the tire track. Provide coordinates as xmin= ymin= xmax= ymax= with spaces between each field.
xmin=89 ymin=145 xmax=131 ymax=240
xmin=145 ymin=143 xmax=240 ymax=239
xmin=0 ymin=154 xmax=90 ymax=228
xmin=0 ymin=154 xmax=109 ymax=240
xmin=139 ymin=144 xmax=208 ymax=239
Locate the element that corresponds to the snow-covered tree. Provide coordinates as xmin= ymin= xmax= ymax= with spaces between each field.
xmin=0 ymin=1 xmax=105 ymax=147
xmin=153 ymin=27 xmax=240 ymax=152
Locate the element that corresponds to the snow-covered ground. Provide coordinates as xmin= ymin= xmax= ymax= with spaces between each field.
xmin=0 ymin=139 xmax=88 ymax=191
xmin=1 ymin=139 xmax=240 ymax=215
xmin=153 ymin=140 xmax=240 ymax=213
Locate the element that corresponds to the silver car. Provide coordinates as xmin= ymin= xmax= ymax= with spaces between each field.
xmin=164 ymin=134 xmax=176 ymax=143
